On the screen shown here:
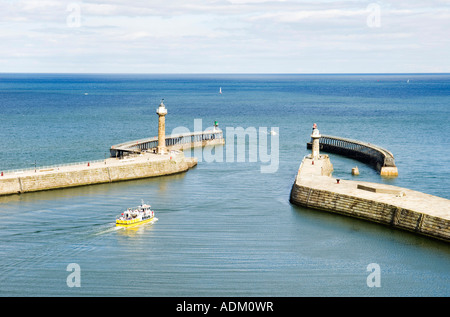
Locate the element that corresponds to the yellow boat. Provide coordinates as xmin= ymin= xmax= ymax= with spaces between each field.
xmin=116 ymin=203 xmax=157 ymax=227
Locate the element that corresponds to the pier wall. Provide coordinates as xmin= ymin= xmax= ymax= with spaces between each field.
xmin=290 ymin=156 xmax=450 ymax=243
xmin=0 ymin=154 xmax=197 ymax=196
xmin=290 ymin=182 xmax=450 ymax=242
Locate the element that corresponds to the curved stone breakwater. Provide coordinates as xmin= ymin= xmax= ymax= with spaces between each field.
xmin=307 ymin=134 xmax=398 ymax=176
xmin=289 ymin=154 xmax=450 ymax=243
xmin=110 ymin=130 xmax=225 ymax=158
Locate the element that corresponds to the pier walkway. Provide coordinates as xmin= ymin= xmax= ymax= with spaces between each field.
xmin=293 ymin=125 xmax=449 ymax=242
xmin=110 ymin=129 xmax=224 ymax=158
xmin=307 ymin=134 xmax=398 ymax=176
xmin=0 ymin=131 xmax=223 ymax=197
xmin=0 ymin=151 xmax=197 ymax=196
xmin=290 ymin=155 xmax=450 ymax=242
xmin=0 ymin=99 xmax=224 ymax=197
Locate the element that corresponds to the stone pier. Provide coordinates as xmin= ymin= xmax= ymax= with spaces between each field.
xmin=291 ymin=125 xmax=450 ymax=242
xmin=0 ymin=99 xmax=223 ymax=197
xmin=307 ymin=134 xmax=398 ymax=177
xmin=0 ymin=152 xmax=197 ymax=197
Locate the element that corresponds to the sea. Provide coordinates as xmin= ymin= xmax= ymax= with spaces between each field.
xmin=0 ymin=73 xmax=449 ymax=297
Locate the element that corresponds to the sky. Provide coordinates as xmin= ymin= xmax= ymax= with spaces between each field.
xmin=0 ymin=0 xmax=449 ymax=73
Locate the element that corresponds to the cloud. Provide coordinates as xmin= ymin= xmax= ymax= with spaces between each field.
xmin=249 ymin=8 xmax=367 ymax=23
xmin=0 ymin=0 xmax=449 ymax=73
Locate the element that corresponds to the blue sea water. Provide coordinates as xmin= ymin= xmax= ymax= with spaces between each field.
xmin=0 ymin=73 xmax=449 ymax=297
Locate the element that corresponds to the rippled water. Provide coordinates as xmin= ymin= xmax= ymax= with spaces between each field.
xmin=0 ymin=74 xmax=449 ymax=296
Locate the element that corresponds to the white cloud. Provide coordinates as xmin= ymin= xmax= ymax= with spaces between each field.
xmin=249 ymin=8 xmax=367 ymax=23
xmin=0 ymin=0 xmax=449 ymax=73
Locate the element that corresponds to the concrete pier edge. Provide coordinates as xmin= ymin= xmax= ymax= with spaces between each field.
xmin=291 ymin=125 xmax=450 ymax=243
xmin=0 ymin=100 xmax=224 ymax=197
xmin=0 ymin=152 xmax=197 ymax=197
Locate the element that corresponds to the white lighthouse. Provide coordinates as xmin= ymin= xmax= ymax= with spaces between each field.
xmin=310 ymin=123 xmax=321 ymax=160
xmin=156 ymin=99 xmax=168 ymax=155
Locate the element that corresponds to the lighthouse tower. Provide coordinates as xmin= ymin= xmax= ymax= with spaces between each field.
xmin=156 ymin=99 xmax=168 ymax=155
xmin=310 ymin=123 xmax=321 ymax=160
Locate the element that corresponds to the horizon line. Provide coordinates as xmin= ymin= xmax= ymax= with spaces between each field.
xmin=1 ymin=72 xmax=449 ymax=76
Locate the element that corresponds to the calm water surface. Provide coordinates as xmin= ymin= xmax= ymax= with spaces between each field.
xmin=0 ymin=74 xmax=449 ymax=296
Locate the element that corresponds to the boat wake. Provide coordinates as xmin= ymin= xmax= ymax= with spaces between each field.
xmin=92 ymin=224 xmax=122 ymax=236
xmin=92 ymin=216 xmax=159 ymax=236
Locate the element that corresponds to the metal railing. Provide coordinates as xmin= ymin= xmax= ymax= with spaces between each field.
xmin=110 ymin=129 xmax=224 ymax=157
xmin=307 ymin=134 xmax=396 ymax=169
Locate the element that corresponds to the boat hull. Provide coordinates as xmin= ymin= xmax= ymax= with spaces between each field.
xmin=116 ymin=216 xmax=157 ymax=227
